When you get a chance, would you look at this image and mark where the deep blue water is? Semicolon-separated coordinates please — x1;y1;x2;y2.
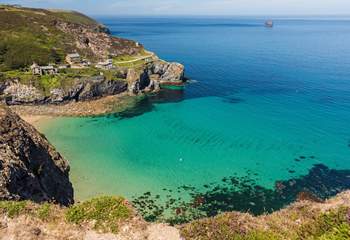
42;17;350;222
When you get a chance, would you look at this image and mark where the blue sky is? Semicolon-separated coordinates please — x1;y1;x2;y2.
1;0;350;16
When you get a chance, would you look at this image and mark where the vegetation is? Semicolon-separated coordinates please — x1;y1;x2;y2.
1;67;126;95
66;196;131;233
298;207;350;240
180;206;350;240
112;50;154;68
0;5;99;71
0;201;28;217
36;203;52;220
0;193;349;238
0;196;132;233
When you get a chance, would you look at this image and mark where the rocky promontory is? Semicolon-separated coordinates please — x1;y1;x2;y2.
0;5;186;111
0;60;185;105
0;105;73;205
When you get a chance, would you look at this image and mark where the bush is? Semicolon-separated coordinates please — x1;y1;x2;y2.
66;196;131;233
298;207;350;239
37;203;52;221
0;201;28;217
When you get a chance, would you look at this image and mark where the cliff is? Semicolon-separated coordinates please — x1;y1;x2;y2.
0;5;185;106
0;190;349;239
0;5;142;67
181;191;350;239
0;105;73;205
0;60;184;105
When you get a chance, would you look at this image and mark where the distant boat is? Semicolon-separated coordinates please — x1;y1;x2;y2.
265;20;274;28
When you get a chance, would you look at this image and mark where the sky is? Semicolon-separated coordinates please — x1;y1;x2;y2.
1;0;350;16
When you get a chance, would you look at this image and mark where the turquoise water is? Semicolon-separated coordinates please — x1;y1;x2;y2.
41;17;350;221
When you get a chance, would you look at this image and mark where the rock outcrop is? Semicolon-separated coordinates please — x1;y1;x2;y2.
1;60;185;104
148;61;185;83
126;60;185;94
0;105;73;205
0;5;186;106
55;20;142;60
1;77;127;105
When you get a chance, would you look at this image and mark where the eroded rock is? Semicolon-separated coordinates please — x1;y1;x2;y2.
0;105;73;205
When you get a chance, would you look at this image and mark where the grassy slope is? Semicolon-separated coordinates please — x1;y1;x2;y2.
180;191;350;240
0;192;349;239
0;196;132;233
0;5;99;71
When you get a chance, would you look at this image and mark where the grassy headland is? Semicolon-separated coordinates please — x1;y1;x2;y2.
0;192;350;239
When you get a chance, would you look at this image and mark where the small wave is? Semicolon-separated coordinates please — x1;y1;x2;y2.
186;79;199;84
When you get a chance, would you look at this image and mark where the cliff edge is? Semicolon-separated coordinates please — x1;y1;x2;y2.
0;105;73;205
0;5;185;107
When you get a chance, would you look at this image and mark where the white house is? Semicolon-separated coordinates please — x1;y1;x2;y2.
30;63;58;75
95;59;114;70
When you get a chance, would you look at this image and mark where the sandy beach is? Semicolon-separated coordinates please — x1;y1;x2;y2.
10;93;143;127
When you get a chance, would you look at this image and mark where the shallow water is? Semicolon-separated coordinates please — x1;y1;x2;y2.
41;17;350;222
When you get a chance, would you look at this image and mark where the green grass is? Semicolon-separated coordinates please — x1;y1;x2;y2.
65;196;131;233
181;207;350;240
1;67;127;97
113;55;137;62
114;59;148;68
298;207;350;240
36;203;52;221
50;11;98;26
0;6;96;70
0;201;28;217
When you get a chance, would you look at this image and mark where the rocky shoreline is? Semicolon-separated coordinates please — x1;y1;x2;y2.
1;60;185;107
9;93;141;118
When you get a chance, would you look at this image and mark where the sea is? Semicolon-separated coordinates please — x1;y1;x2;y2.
40;17;350;222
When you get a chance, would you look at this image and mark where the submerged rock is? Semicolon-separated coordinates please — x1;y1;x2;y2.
0;105;73;205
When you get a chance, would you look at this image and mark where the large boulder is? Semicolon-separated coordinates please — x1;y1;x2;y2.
147;61;185;83
0;105;74;205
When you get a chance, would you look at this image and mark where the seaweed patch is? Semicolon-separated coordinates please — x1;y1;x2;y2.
132;164;350;224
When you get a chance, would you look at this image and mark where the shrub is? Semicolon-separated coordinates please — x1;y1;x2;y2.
65;196;131;233
0;201;28;217
36;203;51;221
298;207;350;239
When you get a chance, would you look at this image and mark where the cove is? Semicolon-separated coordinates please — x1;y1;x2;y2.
40;17;350;222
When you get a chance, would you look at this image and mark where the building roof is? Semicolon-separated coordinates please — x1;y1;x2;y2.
30;62;39;68
40;66;55;70
67;53;80;58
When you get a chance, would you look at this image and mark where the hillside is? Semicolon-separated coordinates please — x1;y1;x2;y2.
0;188;349;239
0;4;142;71
0;5;185;107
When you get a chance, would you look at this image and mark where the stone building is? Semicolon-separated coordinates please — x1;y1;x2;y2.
65;53;81;65
30;63;58;75
95;59;113;70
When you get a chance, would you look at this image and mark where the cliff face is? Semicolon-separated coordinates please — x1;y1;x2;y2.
0;61;185;105
1;77;128;105
56;20;141;59
127;61;185;94
0;5;185;105
0;105;73;205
